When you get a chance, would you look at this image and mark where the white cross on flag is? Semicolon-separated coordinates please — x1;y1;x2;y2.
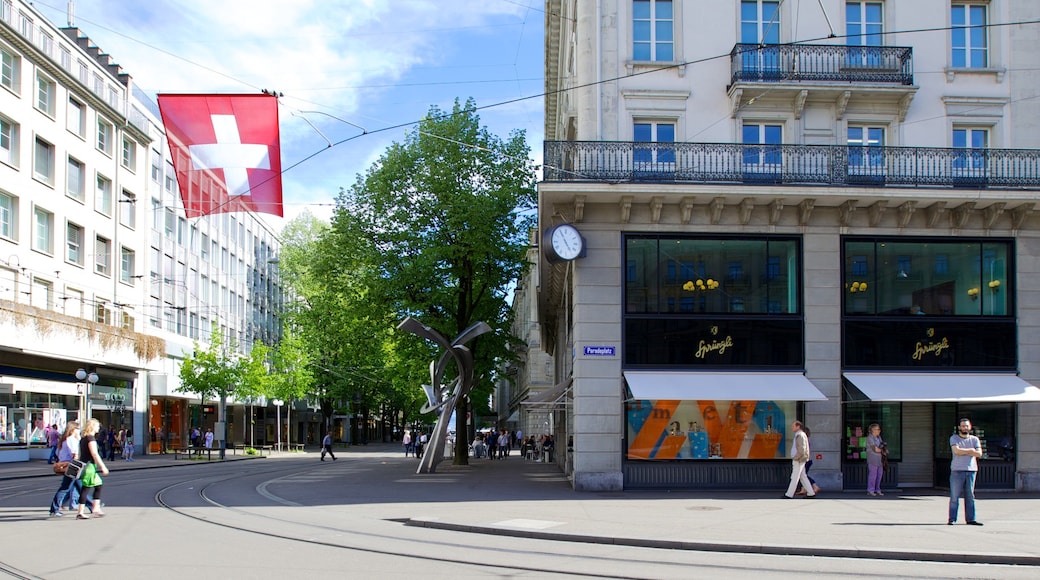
158;94;283;217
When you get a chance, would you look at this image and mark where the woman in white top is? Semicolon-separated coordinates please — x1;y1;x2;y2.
49;422;81;516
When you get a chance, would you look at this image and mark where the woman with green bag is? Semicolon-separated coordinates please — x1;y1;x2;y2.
76;418;109;520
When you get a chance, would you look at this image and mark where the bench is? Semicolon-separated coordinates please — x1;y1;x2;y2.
173;447;219;460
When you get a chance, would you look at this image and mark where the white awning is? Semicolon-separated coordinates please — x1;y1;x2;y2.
521;379;572;406
843;372;1040;402
623;371;827;401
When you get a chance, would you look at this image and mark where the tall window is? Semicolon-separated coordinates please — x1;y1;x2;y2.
742;124;782;167
97;118;114;155
0;115;18;166
740;1;781;78
95;235;111;276
35;73;56;117
67;156;85;201
33;137;55;185
151;151;161;183
66;221;84;265
33;206;53;254
0;192;16;240
952;127;988;171
67;98;85;137
846;2;883;66
633;0;673;62
952;3;987;68
95;174;113;216
633;121;676;164
120;247;135;283
847;126;885;170
1;46;20;93
121;137;136;171
119;190;136;228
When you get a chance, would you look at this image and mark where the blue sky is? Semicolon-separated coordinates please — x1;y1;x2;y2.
34;0;545;223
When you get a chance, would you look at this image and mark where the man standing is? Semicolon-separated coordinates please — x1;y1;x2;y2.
321;431;336;461
949;418;984;526
784;421;817;498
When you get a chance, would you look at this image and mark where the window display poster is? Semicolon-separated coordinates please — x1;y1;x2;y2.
48;409;68;436
627;399;792;460
0;407;7;442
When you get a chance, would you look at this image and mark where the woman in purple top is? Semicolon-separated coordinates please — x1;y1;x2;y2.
865;423;886;496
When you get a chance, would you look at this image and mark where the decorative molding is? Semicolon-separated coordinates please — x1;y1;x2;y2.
926;201;947;228
709;197;725;225
730;88;743;118
769;199;785;225
836;91;851;120
798;199;815;226
898;93;914;122
897;201;916;228
619;196;633;224
794;90;808;119
982;202;1006;230
868;201;887;227
650;196;664;224
574;195;586;222
952;202;975;229
1010;203;1034;230
738;198;755;225
679;197;696;224
838;200;858;227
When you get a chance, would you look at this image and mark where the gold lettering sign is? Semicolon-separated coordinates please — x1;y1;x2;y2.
696;336;735;359
912;336;951;361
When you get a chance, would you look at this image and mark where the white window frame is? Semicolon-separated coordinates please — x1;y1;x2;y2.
66;221;84;266
0;115;18;167
33;136;55;186
35;71;56;117
632;120;677;169
94;235;111;276
96;117;114;156
951;2;988;69
741;122;784;173
121;136;136;171
66;155;85;202
119;190;136;229
633;0;674;63
67;97;86;138
847;125;886;172
952;126;990;177
33;205;54;255
0;191;17;240
120;246;135;284
95;173;113;216
1;44;21;94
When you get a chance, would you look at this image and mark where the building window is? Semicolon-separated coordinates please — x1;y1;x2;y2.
66;221;84;265
0;192;16;240
741;1;780;44
95;301;112;325
95;174;113;216
843;238;1010;317
0;115;18;167
33;206;53;254
97;118;114;155
67;98;86;137
1;45;21;93
846;1;884;66
31;277;53;311
35;73;56;117
633;121;675;166
95;235;111;276
952;127;988;170
120;247;135;283
151;151;161;183
67;156;85;202
952;3;987;68
847;126;885;172
121;137;136;171
33;137;55;185
742;123;782;168
120;190;136;228
633;0;673;62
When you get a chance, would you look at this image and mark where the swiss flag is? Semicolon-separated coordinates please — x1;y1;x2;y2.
157;94;283;217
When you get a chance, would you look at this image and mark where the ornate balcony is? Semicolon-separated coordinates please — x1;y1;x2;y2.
730;43;913;85
542;141;1040;190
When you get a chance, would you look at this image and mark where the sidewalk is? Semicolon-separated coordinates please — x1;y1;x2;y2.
5;444;1039;566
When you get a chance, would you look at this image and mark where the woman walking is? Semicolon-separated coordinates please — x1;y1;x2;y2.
49;421;81;517
76;418;109;519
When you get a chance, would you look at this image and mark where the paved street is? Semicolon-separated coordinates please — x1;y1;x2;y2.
2;444;1039;579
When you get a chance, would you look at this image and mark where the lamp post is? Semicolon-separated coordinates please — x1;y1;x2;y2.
75;368;99;422
273;399;284;451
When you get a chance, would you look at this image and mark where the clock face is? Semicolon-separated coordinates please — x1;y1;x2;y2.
550;224;584;260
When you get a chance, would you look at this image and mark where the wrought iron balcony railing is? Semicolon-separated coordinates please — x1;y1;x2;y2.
731;43;913;85
543;141;1040;190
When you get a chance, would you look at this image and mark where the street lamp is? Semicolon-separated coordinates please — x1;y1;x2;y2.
75;368;99;421
273;399;284;451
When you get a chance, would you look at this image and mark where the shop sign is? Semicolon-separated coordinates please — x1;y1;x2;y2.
695;326;735;359
912;328;951;361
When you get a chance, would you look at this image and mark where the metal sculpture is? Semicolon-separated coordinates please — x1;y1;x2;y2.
397;317;491;474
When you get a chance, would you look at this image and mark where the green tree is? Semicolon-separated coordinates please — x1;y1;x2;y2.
332;97;536;463
177;326;244;456
268;327;314;447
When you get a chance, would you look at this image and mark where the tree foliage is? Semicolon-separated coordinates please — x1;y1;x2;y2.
330;98;537;462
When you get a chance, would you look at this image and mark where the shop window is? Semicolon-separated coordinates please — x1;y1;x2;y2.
843;401;901;462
